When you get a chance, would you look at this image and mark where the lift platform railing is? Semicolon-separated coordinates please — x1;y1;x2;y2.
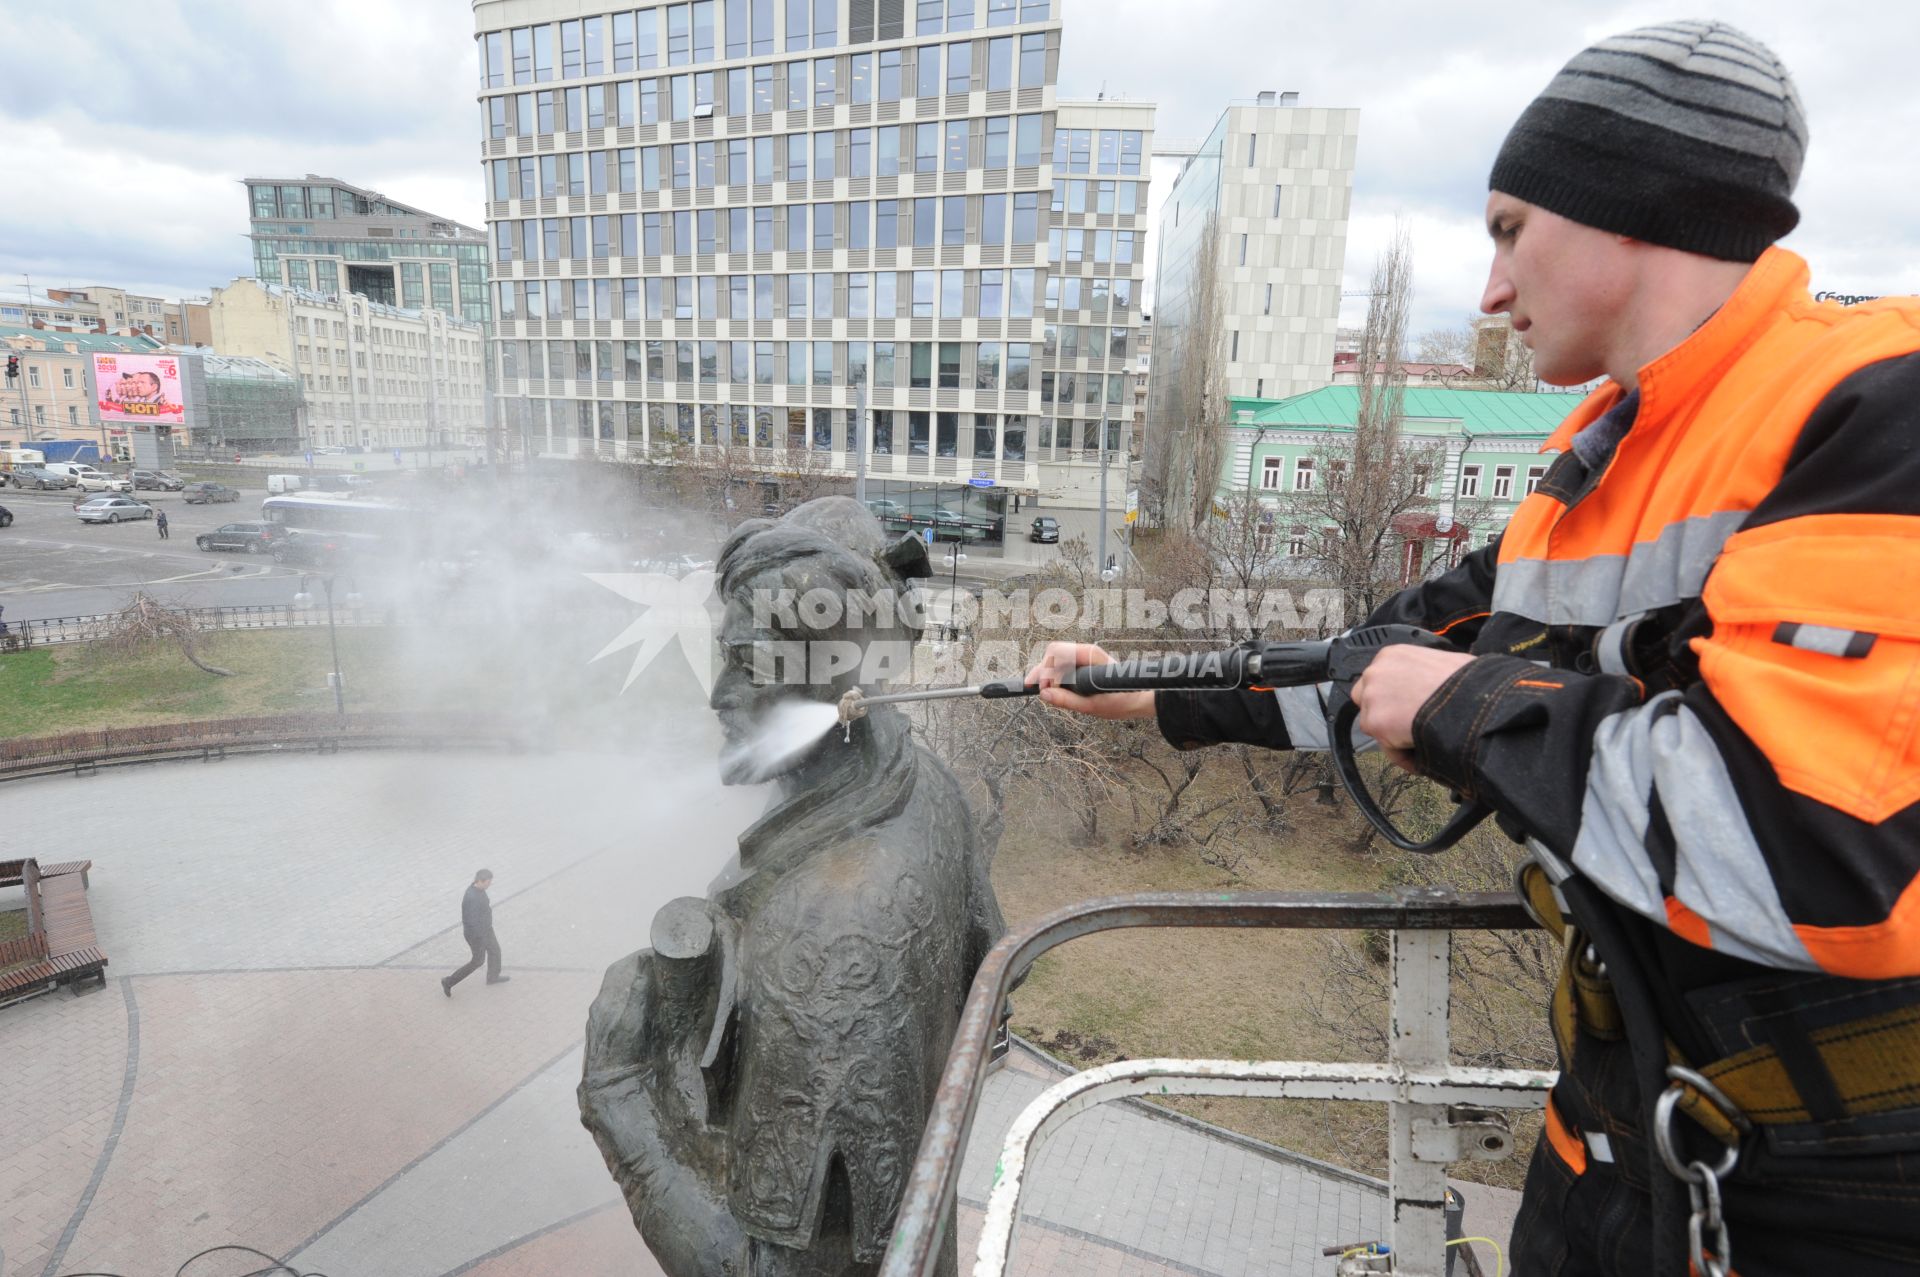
879;889;1554;1277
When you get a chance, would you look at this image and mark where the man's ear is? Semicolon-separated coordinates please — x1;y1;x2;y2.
885;532;932;580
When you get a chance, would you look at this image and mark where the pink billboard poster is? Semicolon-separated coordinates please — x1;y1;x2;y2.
94;353;186;425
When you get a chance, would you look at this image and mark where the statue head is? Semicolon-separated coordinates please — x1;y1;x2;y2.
709;497;931;784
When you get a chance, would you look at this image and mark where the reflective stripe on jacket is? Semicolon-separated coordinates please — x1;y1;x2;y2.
1158;246;1920;980
1407;247;1920;979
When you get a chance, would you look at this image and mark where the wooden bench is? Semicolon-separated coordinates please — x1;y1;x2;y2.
0;858;91;889
0;858;107;1005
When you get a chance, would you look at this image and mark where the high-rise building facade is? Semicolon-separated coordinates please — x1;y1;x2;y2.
1037;98;1152;510
473;0;1127;535
1147;93;1356;451
244;176;493;325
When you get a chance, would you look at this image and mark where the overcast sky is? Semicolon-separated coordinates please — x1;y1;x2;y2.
0;0;1912;342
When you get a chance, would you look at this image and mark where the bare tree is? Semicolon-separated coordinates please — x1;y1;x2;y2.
1414;323;1475;369
1302;814;1556;1186
1417;316;1540;392
96;592;235;677
1147;214;1230;535
1261;223;1451;625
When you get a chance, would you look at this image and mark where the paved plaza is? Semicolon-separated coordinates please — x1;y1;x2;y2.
0;745;1514;1277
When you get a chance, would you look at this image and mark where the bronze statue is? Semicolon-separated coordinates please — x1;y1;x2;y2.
581;497;1004;1276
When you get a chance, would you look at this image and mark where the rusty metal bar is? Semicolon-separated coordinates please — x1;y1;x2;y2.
878;889;1537;1277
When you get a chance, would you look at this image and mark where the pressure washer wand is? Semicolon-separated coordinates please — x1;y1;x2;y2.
837;646;1285;725
838;625;1492;854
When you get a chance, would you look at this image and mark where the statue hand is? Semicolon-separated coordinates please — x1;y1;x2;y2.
580;950;748;1277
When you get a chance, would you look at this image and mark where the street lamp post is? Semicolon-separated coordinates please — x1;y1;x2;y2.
943;545;966;641
293;574;362;717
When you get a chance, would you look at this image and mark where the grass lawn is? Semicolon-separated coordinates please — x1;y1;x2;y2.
0;631;424;738
0;623;685;744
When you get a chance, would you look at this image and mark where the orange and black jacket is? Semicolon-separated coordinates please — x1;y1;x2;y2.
1158;248;1920;985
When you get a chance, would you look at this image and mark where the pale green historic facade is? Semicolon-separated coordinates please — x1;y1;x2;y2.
1215;386;1589;559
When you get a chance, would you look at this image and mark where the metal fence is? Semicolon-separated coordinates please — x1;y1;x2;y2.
879;890;1552;1277
0;711;527;775
0;604;383;649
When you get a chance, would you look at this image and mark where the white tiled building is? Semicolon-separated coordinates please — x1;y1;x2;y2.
1147;92;1357;432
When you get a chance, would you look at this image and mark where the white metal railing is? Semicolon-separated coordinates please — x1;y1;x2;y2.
881;892;1552;1277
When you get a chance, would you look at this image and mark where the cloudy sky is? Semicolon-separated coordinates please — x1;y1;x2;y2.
0;0;1913;341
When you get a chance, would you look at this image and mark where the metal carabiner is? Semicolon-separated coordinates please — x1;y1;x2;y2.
1653;1065;1750;1182
1684;1162;1732;1277
1654;1065;1751;1277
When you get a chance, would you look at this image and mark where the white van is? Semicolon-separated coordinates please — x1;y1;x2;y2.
266;474;307;495
44;462;102;484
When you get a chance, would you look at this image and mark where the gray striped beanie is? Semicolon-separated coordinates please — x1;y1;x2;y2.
1489;19;1807;262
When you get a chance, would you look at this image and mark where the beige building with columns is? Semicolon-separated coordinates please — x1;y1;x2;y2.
209;278;488;451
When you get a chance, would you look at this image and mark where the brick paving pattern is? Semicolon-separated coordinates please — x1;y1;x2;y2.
0;750;1515;1276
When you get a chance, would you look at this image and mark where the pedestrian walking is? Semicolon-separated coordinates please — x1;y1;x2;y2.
155;508;169;540
441;868;509;995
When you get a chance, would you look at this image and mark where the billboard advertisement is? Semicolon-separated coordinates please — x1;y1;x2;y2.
92;353;185;426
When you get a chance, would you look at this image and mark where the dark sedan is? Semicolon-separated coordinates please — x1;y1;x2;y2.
271;531;347;568
0;504;12;528
1030;516;1060;543
183;482;241;504
195;522;285;554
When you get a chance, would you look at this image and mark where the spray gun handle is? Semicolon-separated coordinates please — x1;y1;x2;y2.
1319;625;1492;853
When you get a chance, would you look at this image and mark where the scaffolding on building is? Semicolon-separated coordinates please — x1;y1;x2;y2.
196;354;305;452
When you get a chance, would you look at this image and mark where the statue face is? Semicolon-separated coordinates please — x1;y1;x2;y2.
708;590;843;785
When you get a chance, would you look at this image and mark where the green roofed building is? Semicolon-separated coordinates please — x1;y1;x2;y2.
1215;384;1589;572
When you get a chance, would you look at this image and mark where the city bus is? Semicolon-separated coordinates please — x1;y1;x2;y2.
259;492;421;568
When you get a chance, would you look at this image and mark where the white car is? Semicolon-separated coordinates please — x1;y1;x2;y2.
75;472;133;493
75;495;154;524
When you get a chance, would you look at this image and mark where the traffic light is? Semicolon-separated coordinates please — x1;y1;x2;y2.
3;355;17;382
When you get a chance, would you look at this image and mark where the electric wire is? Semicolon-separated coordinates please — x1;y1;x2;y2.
1447;1233;1507;1277
55;1241;332;1277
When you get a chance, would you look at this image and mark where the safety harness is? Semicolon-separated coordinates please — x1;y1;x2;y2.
1518;856;1920;1276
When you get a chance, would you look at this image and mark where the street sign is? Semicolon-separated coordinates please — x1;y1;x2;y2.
392;448;403;465
923;527;935;545
967;476;994;488
304;450;314;466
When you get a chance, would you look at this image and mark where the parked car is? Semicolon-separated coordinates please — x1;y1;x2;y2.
865;499;908;521
315;445;348;455
631;552;716;577
182;482;241;504
930;509;984;541
75;495;154;524
45;463;105;485
11;466;72;490
129;470;185;491
75;471;133;493
195;521;285;554
1030;516;1060;543
0;504;13;528
272;530;347;567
